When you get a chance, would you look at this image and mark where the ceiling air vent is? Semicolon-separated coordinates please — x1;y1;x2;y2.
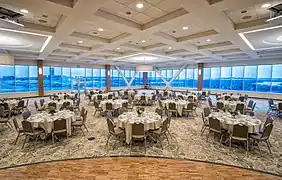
0;7;24;26
266;3;282;22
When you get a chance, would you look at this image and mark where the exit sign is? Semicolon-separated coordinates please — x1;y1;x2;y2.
76;65;80;68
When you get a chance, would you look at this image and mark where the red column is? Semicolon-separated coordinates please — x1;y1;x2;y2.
198;63;203;90
37;60;44;96
143;72;148;88
105;65;111;92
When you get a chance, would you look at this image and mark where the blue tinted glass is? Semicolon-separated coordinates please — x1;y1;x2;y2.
86;68;93;89
171;70;179;87
220;67;231;90
100;69;106;88
257;65;271;92
203;68;210;89
43;66;51;91
186;69;194;88
71;68;85;90
0;65;14;93
193;68;198;88
272;64;282;93
29;66;38;92
62;67;71;90
244;66;257;91
51;67;62;90
93;69;101;88
111;69;119;87
210;67;220;89
178;69;186;87
231;66;243;91
166;70;173;82
15;65;29;92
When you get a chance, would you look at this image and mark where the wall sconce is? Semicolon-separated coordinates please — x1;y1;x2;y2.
198;69;202;76
38;67;43;75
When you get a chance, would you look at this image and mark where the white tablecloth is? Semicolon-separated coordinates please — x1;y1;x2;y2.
158;90;172;96
91;93;113;100
120;90;135;96
134;94;152;104
4;99;19;109
27;110;75;135
217;100;245;112
209;112;261;134
100;99;127;111
162;99;191;116
44;100;73;110
117;111;162;144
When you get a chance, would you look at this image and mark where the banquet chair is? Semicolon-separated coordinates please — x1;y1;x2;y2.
229;124;249;153
149;95;156;106
155;108;163;118
1;102;10;117
71;110;88;136
52;118;67;144
246;100;254;111
278;102;282;116
130;123;147;154
61;101;71;110
97;95;103;102
150;117;170;149
48;102;57;110
267;99;278;115
12;117;24;145
22;110;31;120
105;102;115;115
139;95;146;106
163;91;168;97
39;99;45;107
88;94;95;105
94;101;102;117
259;116;274;134
14;100;25;114
0;106;13;130
250;123;273;156
245;102;256;116
244;94;249;101
105;117;124;150
127;97;134;111
224;95;231;101
34;101;44;112
21;121;44;149
108;94;113;100
207;117;225;144
208;98;216;110
235;103;245;114
168;102;177;118
216;101;224;111
121;102;128;109
183;103;193;117
75;106;85;121
201;112;209;136
23;99;29;110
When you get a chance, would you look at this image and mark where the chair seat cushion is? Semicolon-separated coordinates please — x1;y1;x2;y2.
250;134;261;140
114;127;124;135
72;121;83;126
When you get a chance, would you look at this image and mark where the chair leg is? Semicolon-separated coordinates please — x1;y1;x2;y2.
219;134;223;145
206;131;210;141
83;124;89;132
34;134;39;150
229;138;232;150
113;137;118;150
22;135;28;149
144;137;146;154
14;132;20;145
105;134;111;148
52;133;54;145
200;126;205;136
246;140;249;154
164;133;170;144
257;141;262;156
266;140;272;154
80;127;85;136
94;110;97;116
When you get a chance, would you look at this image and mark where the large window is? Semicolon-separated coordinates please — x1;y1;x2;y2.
231;66;243;91
43;66;51;91
272;64;282;93
257;65;271;92
15;65;29;92
29;66;38;92
86;68;93;89
0;65;15;93
203;68;211;89
71;68;85;90
220;67;231;90
244;66;257;91
210;67;220;89
186;69;194;88
193;68;198;88
62;67;71;90
51;67;62;90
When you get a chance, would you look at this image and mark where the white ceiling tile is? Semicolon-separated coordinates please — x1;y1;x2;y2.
155;0;182;13
144;0;164;5
128;0;153;12
143;6;166;19
132;13;153;24
115;0;136;6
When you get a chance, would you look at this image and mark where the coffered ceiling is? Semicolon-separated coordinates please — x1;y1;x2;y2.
0;0;282;68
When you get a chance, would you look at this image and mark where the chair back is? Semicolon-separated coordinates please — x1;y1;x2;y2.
106;118;115;134
278;102;282;110
128;97;133;104
66;106;74;111
2;102;9;110
53;118;67;132
251;103;256;111
0;106;4;117
22;110;31;120
268;99;274;107
216;101;224;110
132;123;145;137
201;113;207;124
97;95;103;100
239;96;245;102
161;117;169;133
119;107;128;114
62;101;71;109
155;108;162;117
48;102;57;109
208;98;213;108
261;123;273;140
106;112;114;121
80;106;86;117
247;100;254;109
106;102;113;110
232;124;248;139
224;95;230;101
235;103;245;114
264;115;274;128
34;101;39;109
158;100;163;109
124;91;129;96
163;91;168;97
25;99;29;107
39;99;45;107
82;110;88;124
187;103;194;110
94;101;99;108
18;100;25;107
168;102;176;110
108;94;113;100
208;117;221;133
22;121;34;134
244;94;248;101
122;102;128;108
12;117;20;131
141;95;146;100
202;91;207;96
203;107;211;117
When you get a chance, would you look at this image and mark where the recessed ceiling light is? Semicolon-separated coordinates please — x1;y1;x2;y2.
20;9;28;13
141;40;146;43
261;3;271;8
277;36;282;41
117;47;120;50
78;40;83;44
206;39;211;42
182;26;188;30
98;28;103;32
136;3;144;9
168;47;172;49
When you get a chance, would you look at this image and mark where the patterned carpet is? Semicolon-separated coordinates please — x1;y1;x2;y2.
0;95;281;176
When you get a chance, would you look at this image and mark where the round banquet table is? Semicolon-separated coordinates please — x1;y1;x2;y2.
209;112;261;134
134;94;152;104
4;99;19;109
91;92;113;100
120;90;135;96
44;100;73;110
217;100;245;112
162;99;191;116
99;99;127;111
117;111;162;144
27;110;75;136
158;90;172;96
